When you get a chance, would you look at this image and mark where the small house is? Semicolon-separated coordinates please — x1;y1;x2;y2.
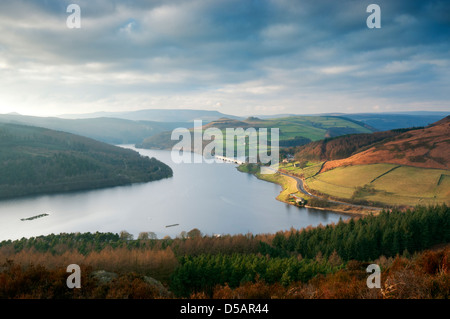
289;193;305;205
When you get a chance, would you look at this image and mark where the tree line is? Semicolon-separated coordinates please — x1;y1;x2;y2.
168;205;448;296
0;204;448;298
0;123;173;199
261;205;448;261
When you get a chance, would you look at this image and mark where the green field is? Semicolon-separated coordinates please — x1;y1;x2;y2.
238;164;300;202
280;162;323;179
139;115;374;151
258;172;300;202
304;164;450;207
436;174;450;199
248;115;374;141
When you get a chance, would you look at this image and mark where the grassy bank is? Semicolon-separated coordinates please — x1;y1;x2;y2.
237;164;300;203
238;163;381;216
281;162;450;207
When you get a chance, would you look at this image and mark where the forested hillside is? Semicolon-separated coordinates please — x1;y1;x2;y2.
0;123;173;199
0;205;447;299
0;113;187;144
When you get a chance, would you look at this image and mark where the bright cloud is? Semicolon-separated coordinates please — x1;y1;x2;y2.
0;0;449;117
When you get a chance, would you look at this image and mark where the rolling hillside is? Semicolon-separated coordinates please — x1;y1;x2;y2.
289;130;403;162
242;116;375;140
321;116;450;172
138;115;375;151
287;116;450;207
257;112;447;131
0;113;187;144
60;109;242;123
342;112;448;131
0;123;173;200
305;164;450;206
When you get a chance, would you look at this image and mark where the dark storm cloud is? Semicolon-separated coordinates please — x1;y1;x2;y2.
0;0;448;115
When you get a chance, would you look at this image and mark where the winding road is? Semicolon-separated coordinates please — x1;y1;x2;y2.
274;169;383;211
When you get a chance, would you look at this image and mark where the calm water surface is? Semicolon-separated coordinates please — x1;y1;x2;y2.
0;146;348;241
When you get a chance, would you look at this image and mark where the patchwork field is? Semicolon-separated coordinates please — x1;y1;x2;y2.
249;115;374;141
140;115;375;150
280;162;323;179
303;163;450;207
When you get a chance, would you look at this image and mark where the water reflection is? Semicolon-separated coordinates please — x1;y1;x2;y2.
0;147;349;241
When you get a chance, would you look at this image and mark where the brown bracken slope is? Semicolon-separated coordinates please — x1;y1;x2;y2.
321;116;450;173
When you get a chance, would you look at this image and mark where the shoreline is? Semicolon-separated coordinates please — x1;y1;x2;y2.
133;146;382;217
237;165;380;217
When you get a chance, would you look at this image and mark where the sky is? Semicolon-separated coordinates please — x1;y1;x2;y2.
0;0;449;117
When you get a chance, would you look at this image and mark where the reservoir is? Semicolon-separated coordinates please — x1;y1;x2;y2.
0;146;348;241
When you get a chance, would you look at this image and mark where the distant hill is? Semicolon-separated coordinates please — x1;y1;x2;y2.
256;112;448;131
202;117;254;130
321;116;450;172
60;109;242;123
242;116;375;140
341;112;448;131
138;115;375;151
0;113;187;144
9;111;445;144
0;123;173;200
